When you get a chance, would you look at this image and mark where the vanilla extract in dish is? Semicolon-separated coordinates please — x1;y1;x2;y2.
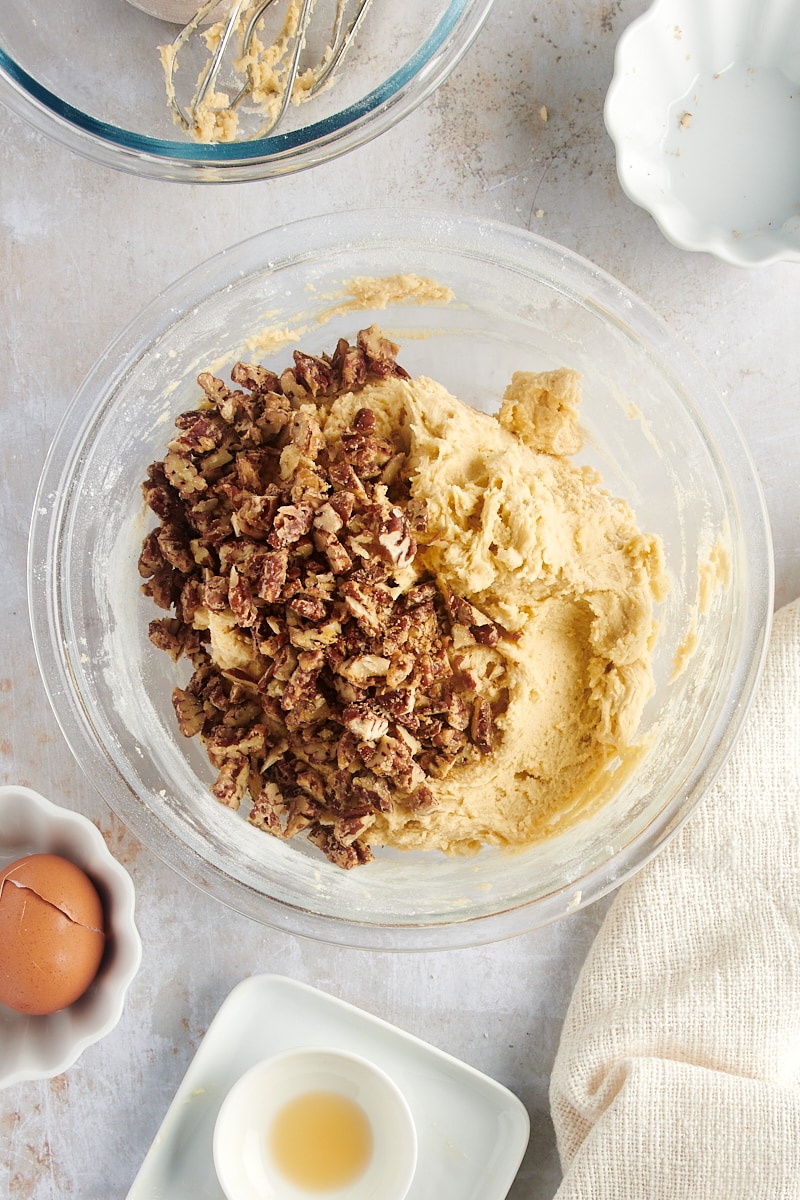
269;1089;374;1190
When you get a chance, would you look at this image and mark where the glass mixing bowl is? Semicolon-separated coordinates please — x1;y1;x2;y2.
28;210;773;950
0;0;494;181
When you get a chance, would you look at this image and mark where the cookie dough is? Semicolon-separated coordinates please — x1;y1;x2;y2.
347;370;666;853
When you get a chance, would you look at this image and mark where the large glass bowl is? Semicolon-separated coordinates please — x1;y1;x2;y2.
28;210;773;950
0;0;493;181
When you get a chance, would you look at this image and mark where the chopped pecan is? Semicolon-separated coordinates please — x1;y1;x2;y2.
306;825;373;869
341;705;389;742
228;567;258;627
172;686;205;737
470;696;495;754
336;654;391;685
211;757;250;810
269;503;315;547
407;784;438;812
313;528;353;575
293;352;336;398
167;412;225;455
376;507;416;570
138;529;164;578
340;429;395;479
349;771;392;813
140;327;505;869
230;361;281;393
357;325;409;378
163;450;207;497
149;617;191;661
289;594;328;622
256;549;289;603
331;337;368;390
341;577;393;636
157;521;196;574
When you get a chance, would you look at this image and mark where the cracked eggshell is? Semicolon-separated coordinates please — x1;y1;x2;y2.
0;854;106;1016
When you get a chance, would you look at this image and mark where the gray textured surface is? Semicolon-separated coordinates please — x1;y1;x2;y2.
1;2;798;1197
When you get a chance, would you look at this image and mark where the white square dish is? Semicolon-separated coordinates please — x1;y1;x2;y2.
126;974;530;1199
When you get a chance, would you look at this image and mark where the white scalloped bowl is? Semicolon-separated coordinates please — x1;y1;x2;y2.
0;785;142;1088
605;0;800;266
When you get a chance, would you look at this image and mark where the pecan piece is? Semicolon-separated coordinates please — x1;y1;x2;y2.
357;325;409;378
470;696;495;754
340;430;395;479
230;361;281;393
341;705;389;742
256;549;289;603
138;529;165;578
349;771;392;813
341;578;393;637
228;567;259;627
212;757;250;810
172;686;205;737
269;503;315;547
313;528;353;575
377;507;416;570
307;825;373;869
149;617;191;661
331;337;368;390
293;352;336;398
163;450;207;497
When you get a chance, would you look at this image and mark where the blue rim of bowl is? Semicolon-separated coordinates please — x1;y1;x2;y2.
0;0;492;178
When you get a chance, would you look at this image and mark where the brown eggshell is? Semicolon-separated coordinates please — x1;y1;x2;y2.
0;854;106;1016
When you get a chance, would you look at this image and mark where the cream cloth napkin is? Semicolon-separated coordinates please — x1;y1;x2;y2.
550;597;800;1200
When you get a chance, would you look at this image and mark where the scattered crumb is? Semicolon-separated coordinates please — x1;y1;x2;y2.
534;208;545;219
673;24;682;39
539;105;549;123
679;110;692;129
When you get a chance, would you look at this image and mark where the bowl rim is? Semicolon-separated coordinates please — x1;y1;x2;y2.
604;0;800;267
27;208;775;950
0;0;494;182
0;783;142;1087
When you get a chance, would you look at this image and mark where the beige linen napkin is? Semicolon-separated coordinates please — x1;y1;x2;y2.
550;597;800;1199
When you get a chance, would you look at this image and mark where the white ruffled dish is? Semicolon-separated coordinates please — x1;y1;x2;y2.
0;785;141;1088
605;0;800;266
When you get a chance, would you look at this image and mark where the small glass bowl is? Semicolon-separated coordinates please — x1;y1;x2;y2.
605;0;800;266
0;785;141;1088
0;0;494;181
28;209;773;950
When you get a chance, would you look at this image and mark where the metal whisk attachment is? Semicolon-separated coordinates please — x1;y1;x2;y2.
162;0;374;143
